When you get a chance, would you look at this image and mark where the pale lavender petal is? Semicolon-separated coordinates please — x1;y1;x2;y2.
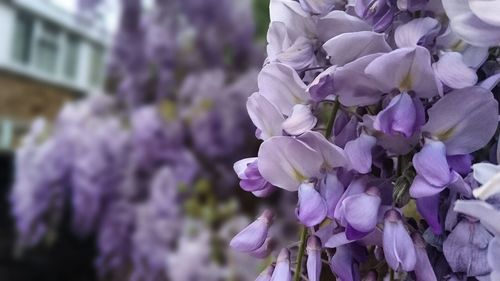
443;219;492;276
395;17;440;47
410;174;447;198
270;249;292;281
252;184;278;198
267;21;290;61
374;92;418;138
413;141;453;187
258;63;308;116
258;136;323;191
443;0;500;47
334;177;369;222
247;92;285;140
469;0;500;26
345;134;377;174
334;53;385;107
329;245;360;281
234;157;258;178
488;237;500;277
282;104;317;135
433;52;478;89
365;46;441;98
323;31;391;66
306;235;322;281
249;237;274;259
299;0;335;14
276;36;316;70
343;187;381;233
269;0;315;40
412;233;438;281
423;86;498;155
297;182;328;227
307;66;336;102
454;200;500;236
383;209;417;271
230;210;274;252
317;10;371;42
256;265;274;281
319;172;345;219
325;231;351;248
298;131;347;169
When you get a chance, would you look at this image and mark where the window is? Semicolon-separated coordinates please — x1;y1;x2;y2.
64;34;80;79
33;22;60;74
88;44;104;86
12;12;34;64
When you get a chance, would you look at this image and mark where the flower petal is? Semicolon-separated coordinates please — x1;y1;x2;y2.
282;104;317;135
413;141;453;187
334;53;385;106
317;10;371;42
383;209;417;271
297;182;328;227
247;93;285;140
306;235;322;281
298;131;347;169
423;86;498;155
395;17;440;47
454;200;500;236
416;194;442;235
374;92;418;138
230;210;273;252
433;52;478;89
365;46;441;98
323;31;391;66
345;134;377;174
343;187;381;233
271;249;292;281
258;136;323;191
258;63;308;116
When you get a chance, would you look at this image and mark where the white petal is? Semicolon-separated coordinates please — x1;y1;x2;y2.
282;104;317;135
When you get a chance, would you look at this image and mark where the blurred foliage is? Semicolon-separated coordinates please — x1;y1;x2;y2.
253;0;270;41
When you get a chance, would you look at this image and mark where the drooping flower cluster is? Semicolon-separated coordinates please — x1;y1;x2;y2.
232;0;500;280
10;0;263;280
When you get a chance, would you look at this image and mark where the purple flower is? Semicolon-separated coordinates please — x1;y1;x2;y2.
306;235;322;281
383;209;416;271
296;182;328;227
443;219;493;277
270;249;292;281
230;210;274;253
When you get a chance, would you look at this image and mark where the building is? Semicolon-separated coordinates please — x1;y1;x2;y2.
0;0;110;150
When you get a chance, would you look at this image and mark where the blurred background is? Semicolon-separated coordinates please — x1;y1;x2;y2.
0;0;281;280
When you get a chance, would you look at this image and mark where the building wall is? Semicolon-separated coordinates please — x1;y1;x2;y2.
0;69;77;122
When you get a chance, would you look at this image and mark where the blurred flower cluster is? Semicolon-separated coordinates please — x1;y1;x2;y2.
232;0;500;280
10;0;266;280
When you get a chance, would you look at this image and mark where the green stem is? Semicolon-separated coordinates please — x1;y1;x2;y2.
293;226;308;281
325;100;340;139
390;268;395;281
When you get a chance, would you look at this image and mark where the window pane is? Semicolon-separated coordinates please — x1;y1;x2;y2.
89;44;104;86
64;35;80;79
12;12;34;64
34;22;59;74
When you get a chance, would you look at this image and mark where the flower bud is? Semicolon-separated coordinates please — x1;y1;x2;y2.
270;249;292;281
230;210;274;253
306;235;322;281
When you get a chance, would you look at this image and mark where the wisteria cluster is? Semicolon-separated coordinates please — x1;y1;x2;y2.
10;0;262;280
231;0;500;280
